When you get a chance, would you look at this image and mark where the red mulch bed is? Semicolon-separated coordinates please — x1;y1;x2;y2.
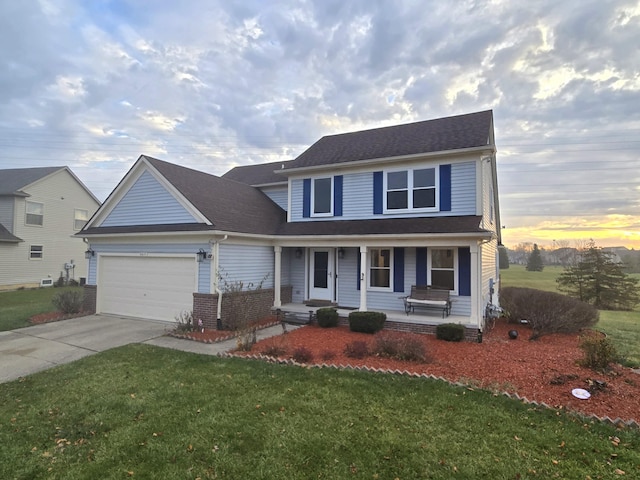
234;319;640;424
29;311;90;324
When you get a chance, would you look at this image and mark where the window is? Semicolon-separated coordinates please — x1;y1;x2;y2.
385;167;437;212
26;201;44;226
429;248;456;291
30;245;43;260
369;248;392;289
312;177;333;216
74;209;89;230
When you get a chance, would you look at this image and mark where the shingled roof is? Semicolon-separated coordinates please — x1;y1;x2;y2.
0;166;65;195
144;156;286;235
284;110;494;170
222;160;291;186
0;223;23;243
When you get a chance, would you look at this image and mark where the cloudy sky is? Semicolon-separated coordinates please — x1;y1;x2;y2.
1;0;639;249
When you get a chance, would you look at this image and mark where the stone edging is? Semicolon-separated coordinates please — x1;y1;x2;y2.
166;320;281;344
220;352;639;430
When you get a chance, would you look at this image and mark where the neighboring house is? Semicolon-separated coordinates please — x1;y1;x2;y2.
0;167;101;290
79;110;501;339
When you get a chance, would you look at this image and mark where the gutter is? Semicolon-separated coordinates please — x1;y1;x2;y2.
211;235;228;328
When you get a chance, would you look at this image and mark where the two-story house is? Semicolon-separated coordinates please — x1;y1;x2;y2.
79;110;501;339
0;166;101;290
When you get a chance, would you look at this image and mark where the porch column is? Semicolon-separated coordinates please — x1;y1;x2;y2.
273;245;282;308
359;246;367;312
470;243;479;327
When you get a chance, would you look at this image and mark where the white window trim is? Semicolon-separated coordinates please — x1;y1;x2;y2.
427;248;458;295
29;245;43;260
74;208;89;230
383;166;440;213
25;201;44;226
368;247;394;292
311;176;334;217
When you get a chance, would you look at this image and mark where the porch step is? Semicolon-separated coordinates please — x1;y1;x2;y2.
304;299;337;307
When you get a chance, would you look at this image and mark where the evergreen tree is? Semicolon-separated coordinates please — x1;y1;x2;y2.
526;243;544;271
498;246;510;269
557;241;640;310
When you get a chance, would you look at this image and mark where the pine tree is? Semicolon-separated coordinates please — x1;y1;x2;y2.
526;243;544;272
498;246;510;269
557;241;640;310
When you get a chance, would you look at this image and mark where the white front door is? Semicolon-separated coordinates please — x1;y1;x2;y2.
309;249;334;301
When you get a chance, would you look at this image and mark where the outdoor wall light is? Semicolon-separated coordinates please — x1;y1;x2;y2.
338;247;345;259
295;247;303;258
84;248;95;259
196;248;208;262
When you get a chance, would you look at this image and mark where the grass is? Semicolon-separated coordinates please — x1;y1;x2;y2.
0;286;83;332
501;265;640;367
1;345;639;479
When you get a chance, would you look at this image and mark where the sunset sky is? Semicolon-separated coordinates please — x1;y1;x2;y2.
1;1;638;250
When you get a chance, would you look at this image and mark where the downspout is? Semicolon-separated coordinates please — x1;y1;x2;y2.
211;235;228;329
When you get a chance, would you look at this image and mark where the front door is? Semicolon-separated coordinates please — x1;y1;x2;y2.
309;249;334;301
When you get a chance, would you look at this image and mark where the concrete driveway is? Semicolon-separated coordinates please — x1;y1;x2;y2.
0;314;171;384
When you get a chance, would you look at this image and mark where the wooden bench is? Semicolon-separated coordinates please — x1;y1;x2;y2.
402;285;452;318
275;309;316;333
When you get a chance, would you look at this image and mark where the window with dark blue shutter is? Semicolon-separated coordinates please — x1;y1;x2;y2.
458;247;471;296
373;171;383;214
393;247;404;292
302;178;311;218
356;253;361;290
334;175;343;216
416;247;427;286
439;164;451;211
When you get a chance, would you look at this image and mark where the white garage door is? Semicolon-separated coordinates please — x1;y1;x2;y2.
98;255;197;322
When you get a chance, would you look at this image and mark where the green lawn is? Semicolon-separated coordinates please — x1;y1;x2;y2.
0;286;83;332
501;265;640;367
1;345;638;479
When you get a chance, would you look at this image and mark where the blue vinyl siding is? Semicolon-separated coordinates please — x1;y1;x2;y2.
219;244;274;290
101;171;197;227
289;250;305;303
289;162;476;222
260;186;288;211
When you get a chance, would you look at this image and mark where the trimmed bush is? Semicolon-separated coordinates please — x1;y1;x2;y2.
579;333;619;371
436;323;465;342
316;307;339;328
373;331;427;362
261;343;287;358
52;290;83;314
500;287;599;340
348;311;386;334
344;340;369;359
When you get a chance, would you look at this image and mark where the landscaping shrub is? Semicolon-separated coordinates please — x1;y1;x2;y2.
174;310;195;332
436;323;465;342
292;346;314;363
320;350;336;361
348;311;386;334
373;331;427;362
261;343;287;358
344;340;370;359
52;290;83;314
501;287;599;340
316;307;339;328
579;333;619;371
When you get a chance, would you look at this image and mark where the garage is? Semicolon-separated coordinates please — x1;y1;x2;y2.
98;255;197;322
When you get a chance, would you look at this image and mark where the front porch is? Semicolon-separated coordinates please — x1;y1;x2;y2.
276;302;480;341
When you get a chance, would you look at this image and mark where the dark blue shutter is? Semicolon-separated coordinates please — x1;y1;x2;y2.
439;164;451;211
373;171;383;214
334;175;343;216
356;253;361;290
416;247;427;286
459;247;471;296
302;178;311;218
393;247;404;292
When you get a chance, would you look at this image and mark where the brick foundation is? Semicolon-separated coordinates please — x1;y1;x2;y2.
193;286;293;331
83;285;97;314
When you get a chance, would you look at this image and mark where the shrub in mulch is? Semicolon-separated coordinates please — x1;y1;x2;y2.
500;287;599;340
348;311;386;334
52;290;83;314
292;346;314;363
373;331;428;362
578;332;619;372
316;307;339;328
435;323;465;342
344;340;370;359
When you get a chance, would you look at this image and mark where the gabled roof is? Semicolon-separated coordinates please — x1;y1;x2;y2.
284;110;494;171
0;166;65;195
82;156;286;236
0;222;23;243
222;160;292;186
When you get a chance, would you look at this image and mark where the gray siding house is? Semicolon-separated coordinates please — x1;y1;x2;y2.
79;110;502;338
0;167;100;290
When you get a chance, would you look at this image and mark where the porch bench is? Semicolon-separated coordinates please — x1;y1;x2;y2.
276;309;316;333
402;285;452;318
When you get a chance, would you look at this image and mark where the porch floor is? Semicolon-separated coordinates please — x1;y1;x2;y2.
276;303;473;328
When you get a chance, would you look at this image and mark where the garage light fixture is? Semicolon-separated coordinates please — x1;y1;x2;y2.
84;248;95;259
196;248;208;262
